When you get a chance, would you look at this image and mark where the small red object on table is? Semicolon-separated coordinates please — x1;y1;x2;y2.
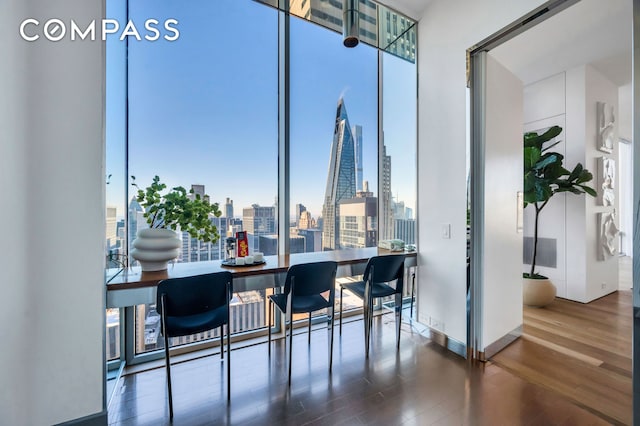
236;231;249;258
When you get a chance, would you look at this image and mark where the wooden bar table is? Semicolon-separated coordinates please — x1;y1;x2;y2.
106;247;416;308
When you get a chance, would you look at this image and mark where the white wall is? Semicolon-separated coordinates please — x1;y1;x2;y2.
416;0;546;345
583;65;619;300
1;0;105;424
618;84;633;256
565;66;589;301
482;54;524;346
0;0;29;423
619;84;632;141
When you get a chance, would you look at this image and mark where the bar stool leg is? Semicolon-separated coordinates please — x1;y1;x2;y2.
161;295;174;419
410;270;416;320
268;299;272;357
226;323;231;401
220;325;224;360
339;287;343;335
308;312;312;345
226;281;231;402
363;285;371;358
395;292;402;350
287;309;293;386
287;279;294;386
327;304;335;372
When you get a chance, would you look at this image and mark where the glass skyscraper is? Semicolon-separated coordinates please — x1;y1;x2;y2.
353;125;363;192
322;98;357;250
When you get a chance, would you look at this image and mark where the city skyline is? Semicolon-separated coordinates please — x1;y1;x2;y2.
106;0;417;268
118;110;413;262
106;1;415;224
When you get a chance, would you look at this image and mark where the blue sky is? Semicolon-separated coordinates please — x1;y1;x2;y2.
106;0;416;220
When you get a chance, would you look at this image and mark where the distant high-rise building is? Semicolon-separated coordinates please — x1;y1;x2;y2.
179;216;227;263
378;8;416;62
298;229;323;253
128;196;146;248
295;203;306;225
243;204;276;235
357;180;374;198
106;309;120;360
106;206;117;249
298;210;312;230
259;235;278;256
338;196;377;249
227;218;242;237
189;184;209;203
116;219;125;242
287;0;416;63
106;208;125;268
405;207;413;220
290;235;305;254
393;199;406;220
380;144;394;240
260;234;304;256
322;98;357;250
353;125;363;192
225;198;234;219
288;0;378;45
395;218;416;245
243;204;276;252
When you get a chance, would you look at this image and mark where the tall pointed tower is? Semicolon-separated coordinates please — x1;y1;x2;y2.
322;98;357;250
353;124;363;192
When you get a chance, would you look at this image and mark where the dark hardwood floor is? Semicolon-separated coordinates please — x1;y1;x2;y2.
109;314;610;425
492;289;632;425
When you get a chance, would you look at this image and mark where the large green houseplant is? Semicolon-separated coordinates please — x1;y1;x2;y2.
523;126;596;305
130;175;222;270
132;175;222;242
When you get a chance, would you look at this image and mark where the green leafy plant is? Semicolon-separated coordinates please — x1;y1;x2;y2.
523;126;596;279
131;175;222;243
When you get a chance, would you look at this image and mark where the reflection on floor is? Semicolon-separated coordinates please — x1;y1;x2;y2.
492;260;632;425
108;315;608;425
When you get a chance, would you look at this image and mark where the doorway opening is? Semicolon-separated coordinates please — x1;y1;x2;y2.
467;0;632;423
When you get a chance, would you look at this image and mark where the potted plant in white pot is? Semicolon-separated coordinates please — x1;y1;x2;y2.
130;175;222;271
523;126;596;306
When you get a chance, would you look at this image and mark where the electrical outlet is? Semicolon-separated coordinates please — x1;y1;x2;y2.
601;283;607;289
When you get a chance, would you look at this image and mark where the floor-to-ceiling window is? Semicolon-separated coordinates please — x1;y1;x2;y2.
381;51;416;245
126;0;278;357
289;16;378;255
105;0;416;364
105;0;127;364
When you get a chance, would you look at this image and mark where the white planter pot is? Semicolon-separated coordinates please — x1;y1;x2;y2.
131;228;181;271
523;277;556;307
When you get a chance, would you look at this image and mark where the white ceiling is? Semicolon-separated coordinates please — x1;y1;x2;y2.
491;0;632;86
380;0;631;86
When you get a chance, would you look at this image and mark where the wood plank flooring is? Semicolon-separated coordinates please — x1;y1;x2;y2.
109;315;609;425
492;289;632;425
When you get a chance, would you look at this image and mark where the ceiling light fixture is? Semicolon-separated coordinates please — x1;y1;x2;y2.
343;0;359;48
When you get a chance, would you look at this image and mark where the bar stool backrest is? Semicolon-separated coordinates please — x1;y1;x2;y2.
363;255;405;293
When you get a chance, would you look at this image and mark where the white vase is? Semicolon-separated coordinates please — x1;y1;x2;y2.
131;228;181;271
523;277;556;307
